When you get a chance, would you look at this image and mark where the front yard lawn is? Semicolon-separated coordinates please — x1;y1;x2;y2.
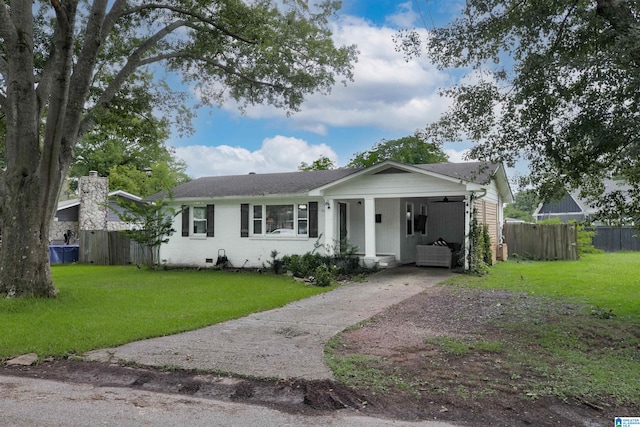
0;265;332;360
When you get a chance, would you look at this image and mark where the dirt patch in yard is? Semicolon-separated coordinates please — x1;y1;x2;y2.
330;285;640;426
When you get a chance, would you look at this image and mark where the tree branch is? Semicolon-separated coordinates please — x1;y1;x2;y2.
551;0;579;52
137;51;288;91
117;3;258;45
101;0;128;42
78;20;188;137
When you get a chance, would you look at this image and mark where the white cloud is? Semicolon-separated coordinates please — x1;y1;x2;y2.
174;136;338;178
192;14;452;135
443;147;471;163
385;1;419;27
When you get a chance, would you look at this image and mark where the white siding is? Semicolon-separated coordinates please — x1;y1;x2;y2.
161;197;325;268
324;173;467;198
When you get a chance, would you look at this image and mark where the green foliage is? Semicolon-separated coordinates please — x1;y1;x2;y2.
282;239;369;286
575;224;603;255
0;266;332;360
282;252;324;278
298;155;336;171
264;250;284;274
482;224;493;265
110;197;177;268
70;69;191;196
467;209;489;275
347;135;448;168
504;189;540;222
314;264;334;287
399;0;640;220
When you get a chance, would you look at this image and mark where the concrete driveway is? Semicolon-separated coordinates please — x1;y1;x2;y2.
84;266;453;380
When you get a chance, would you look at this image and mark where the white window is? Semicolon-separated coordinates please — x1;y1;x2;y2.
297;204;308;235
252;203;308;236
193;206;207;234
253;205;263;234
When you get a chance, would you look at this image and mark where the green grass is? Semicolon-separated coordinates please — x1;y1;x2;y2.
446;252;640;321
0;265;332;360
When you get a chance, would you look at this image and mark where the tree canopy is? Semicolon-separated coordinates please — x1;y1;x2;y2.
398;0;640;222
503;189;540;222
0;0;357;297
298;155;336;171
347;135;448;168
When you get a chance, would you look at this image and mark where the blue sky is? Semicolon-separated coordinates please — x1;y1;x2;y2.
169;1;485;179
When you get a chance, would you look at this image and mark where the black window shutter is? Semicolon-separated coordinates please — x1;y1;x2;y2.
181;205;189;237
240;204;249;237
309;201;318;238
206;204;215;237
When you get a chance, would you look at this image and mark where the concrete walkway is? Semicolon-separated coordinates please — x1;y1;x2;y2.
84;266;453;380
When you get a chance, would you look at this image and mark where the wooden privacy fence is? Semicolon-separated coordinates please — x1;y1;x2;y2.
591;226;640;252
503;223;578;261
79;230;151;265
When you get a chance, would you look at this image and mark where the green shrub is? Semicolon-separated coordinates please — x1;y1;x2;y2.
282;252;324;277
314;264;333;287
576;224;604;255
482;223;493;265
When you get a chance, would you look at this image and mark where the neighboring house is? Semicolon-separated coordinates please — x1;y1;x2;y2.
533;179;631;224
154;161;513;270
51;171;143;244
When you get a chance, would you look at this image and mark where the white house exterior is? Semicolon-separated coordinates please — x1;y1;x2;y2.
156;161;513;269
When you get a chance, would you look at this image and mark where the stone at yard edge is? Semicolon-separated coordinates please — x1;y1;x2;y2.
6;353;38;366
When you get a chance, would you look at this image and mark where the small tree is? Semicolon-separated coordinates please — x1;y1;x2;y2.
111;197;176;268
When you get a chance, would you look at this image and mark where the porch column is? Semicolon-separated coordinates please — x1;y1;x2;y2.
464;194;471;270
324;199;336;255
364;196;376;260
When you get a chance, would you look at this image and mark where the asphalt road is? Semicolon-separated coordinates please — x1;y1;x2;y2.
0;374;457;426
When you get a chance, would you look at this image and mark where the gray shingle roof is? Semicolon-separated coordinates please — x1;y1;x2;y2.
151;161;499;200
413;162;499;185
158;168;360;199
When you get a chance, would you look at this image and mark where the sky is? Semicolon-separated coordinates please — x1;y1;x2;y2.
168;0;486;180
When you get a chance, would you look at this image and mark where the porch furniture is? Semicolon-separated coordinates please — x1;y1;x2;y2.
416;244;452;268
416;241;461;268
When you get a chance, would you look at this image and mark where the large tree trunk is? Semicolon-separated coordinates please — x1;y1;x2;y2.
0;175;57;298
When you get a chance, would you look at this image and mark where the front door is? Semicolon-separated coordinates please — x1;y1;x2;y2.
339;202;348;252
